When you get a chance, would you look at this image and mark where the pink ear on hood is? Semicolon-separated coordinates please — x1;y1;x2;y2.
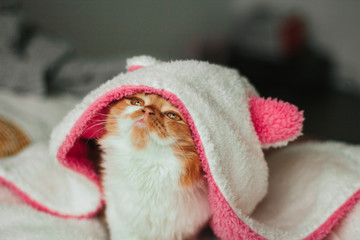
128;65;144;72
249;96;304;148
126;55;159;72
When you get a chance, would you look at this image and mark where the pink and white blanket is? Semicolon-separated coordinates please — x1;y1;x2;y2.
1;56;359;240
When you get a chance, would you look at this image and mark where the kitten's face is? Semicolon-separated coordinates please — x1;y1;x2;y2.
103;93;191;150
101;93;203;187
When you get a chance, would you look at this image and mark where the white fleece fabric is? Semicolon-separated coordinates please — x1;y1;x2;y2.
249;141;360;240
0;56;359;240
0;90;78;142
0;143;101;216
0;183;107;240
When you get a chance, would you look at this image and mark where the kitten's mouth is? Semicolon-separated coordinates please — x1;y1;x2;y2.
135;117;147;127
137;119;145;124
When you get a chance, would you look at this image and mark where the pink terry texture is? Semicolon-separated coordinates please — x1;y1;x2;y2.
5;83;358;238
249;96;304;146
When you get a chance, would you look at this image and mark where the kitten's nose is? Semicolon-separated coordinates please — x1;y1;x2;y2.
142;107;155;115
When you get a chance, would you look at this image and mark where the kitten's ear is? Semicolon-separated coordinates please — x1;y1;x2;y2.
249;96;304;149
126;55;160;72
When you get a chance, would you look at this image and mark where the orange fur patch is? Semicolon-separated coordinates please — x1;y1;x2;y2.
130;126;149;150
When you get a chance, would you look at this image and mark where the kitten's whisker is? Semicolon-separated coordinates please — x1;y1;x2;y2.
154;118;168;138
90;118;115;122
91;115;118;121
170;137;191;164
80;121;112;142
94;113;111;117
89;120;118;125
83;127;108;145
82;121;107;132
81;118;121;138
84;118;119;131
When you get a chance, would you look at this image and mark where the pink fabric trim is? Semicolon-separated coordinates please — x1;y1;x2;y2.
128;65;144;72
209;177;360;240
0;177;104;219
304;189;360;240
249;97;304;146
208;175;267;240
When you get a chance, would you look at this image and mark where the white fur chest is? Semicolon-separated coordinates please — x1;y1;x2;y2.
100;132;210;240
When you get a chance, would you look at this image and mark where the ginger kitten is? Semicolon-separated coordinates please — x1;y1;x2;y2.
98;93;210;240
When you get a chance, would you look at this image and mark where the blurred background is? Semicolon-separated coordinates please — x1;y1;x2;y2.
1;0;359;143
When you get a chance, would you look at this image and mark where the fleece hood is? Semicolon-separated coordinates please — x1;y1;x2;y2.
49;55;273;216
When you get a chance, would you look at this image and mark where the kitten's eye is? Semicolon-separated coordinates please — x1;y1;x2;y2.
165;112;182;121
130;98;144;106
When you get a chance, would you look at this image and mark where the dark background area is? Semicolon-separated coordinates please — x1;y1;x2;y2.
1;0;359;144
